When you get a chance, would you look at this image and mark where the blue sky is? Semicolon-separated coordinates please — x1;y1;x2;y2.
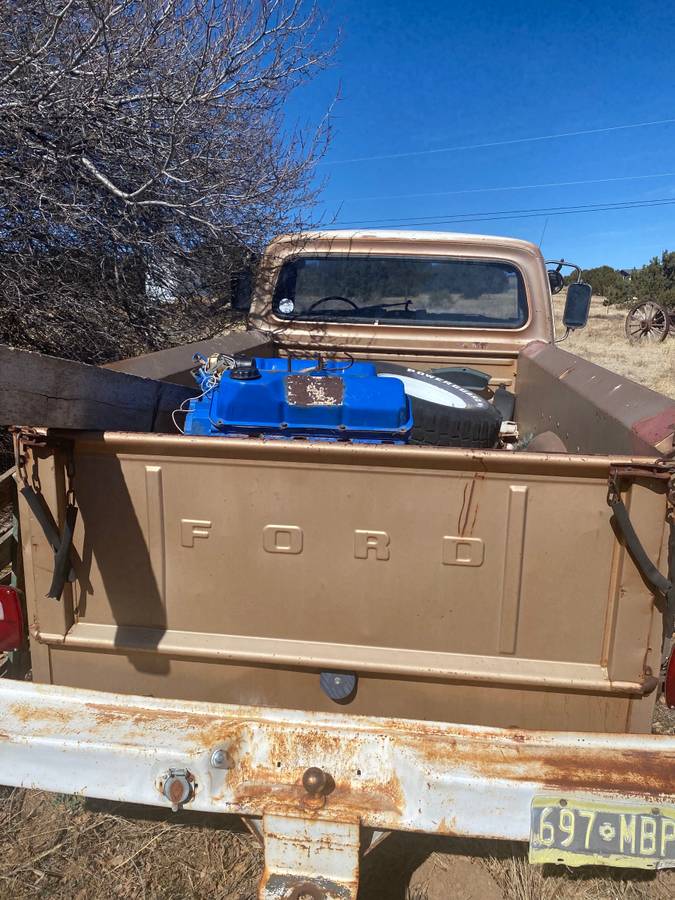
286;0;675;268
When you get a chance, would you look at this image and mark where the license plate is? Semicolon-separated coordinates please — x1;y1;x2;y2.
530;796;675;869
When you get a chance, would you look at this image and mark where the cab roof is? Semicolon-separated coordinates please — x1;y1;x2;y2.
270;229;542;255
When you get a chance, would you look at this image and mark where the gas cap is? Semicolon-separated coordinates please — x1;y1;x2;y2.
229;357;260;380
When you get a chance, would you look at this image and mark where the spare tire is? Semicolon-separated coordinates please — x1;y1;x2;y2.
375;363;502;448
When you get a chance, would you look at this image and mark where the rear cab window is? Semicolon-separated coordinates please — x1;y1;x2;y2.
272;254;529;328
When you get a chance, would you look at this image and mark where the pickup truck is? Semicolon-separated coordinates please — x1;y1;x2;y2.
1;229;674;899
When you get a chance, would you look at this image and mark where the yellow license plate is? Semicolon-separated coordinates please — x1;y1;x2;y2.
530;796;675;869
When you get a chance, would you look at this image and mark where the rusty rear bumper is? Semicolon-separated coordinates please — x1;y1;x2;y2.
1;680;674;898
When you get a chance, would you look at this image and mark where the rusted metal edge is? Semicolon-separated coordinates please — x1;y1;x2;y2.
33;621;654;696
0;679;674;844
261;813;361;899
609;463;675;482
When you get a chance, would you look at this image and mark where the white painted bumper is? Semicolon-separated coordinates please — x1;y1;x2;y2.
1;680;673;898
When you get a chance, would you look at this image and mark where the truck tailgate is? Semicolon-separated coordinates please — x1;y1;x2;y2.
19;432;668;731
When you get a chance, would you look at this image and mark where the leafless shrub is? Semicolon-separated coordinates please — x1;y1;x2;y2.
0;0;333;364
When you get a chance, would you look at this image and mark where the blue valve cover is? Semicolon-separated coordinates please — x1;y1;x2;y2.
184;357;413;443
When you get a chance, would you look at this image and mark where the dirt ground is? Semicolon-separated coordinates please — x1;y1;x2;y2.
2;296;674;899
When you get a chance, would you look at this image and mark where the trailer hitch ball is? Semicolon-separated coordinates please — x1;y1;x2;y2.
302;767;331;810
302;766;326;794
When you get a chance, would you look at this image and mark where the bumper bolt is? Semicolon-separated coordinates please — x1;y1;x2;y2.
210;747;234;769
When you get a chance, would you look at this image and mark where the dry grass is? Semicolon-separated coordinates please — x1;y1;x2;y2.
1;298;673;899
482;854;675;900
554;295;674;399
0;788;262;899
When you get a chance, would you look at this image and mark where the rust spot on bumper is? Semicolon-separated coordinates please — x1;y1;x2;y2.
411;728;675;799
9;703;76;730
87;701;675;803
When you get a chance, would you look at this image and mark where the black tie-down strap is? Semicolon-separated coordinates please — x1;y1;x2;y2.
607;468;674;662
20;485;77;601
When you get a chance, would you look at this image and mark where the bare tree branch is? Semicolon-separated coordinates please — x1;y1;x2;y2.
0;0;75;87
0;0;334;365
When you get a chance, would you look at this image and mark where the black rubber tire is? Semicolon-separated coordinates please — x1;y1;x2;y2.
375;363;502;449
408;397;502;447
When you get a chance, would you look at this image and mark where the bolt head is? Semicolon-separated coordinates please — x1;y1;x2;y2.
210;748;233;769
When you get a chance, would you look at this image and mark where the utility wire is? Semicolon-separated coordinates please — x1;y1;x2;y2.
330;197;675;229
319;117;675;166
343;171;675;203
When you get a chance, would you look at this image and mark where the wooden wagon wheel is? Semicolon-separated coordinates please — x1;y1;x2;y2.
624;300;670;344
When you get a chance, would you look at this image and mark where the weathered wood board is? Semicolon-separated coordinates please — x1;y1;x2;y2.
0;345;197;432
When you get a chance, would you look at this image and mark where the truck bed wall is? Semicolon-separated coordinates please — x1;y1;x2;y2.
20;433;666;734
516;341;675;455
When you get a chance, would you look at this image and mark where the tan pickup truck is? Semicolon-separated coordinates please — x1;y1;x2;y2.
1;230;674;898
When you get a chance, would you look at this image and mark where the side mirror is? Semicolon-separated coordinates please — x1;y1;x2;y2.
563;282;592;330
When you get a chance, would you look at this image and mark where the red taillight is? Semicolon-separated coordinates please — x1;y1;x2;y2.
0;586;24;652
667;649;675;709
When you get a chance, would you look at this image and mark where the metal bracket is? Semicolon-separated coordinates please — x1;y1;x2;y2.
260;813;360;900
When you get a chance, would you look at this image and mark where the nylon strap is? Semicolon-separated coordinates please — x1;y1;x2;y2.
608;477;674;660
20;485;76;601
